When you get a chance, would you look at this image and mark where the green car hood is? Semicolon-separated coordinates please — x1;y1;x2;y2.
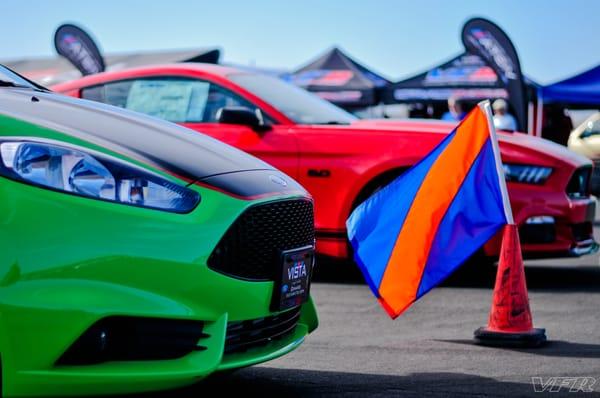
0;87;275;182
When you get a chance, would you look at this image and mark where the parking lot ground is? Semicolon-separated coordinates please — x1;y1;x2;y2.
132;230;600;398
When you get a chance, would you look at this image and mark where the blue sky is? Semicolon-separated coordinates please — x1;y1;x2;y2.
2;0;599;84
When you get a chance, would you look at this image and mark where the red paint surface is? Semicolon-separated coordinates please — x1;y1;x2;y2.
53;63;596;260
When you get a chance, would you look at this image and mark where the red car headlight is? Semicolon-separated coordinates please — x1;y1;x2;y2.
502;163;552;184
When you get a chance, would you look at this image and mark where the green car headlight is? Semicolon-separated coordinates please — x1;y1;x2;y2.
502;163;552;184
0;140;200;213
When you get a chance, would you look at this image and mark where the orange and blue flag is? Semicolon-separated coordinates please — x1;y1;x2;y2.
346;101;513;319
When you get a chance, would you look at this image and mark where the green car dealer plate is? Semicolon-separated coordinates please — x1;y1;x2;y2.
272;245;315;312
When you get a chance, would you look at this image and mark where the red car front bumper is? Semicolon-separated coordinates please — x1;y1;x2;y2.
483;186;598;259
317;187;598;261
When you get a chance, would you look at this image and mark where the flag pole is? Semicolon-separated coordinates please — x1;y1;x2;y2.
478;100;514;225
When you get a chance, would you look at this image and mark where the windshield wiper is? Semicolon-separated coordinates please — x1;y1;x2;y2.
0;79;48;93
0;80;33;89
318;121;350;125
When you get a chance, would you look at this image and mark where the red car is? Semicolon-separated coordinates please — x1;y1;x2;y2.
52;63;597;260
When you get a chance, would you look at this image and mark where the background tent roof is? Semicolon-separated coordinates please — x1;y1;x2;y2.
2;48;220;86
541;64;600;107
285;47;390;108
383;53;510;103
383;52;539;104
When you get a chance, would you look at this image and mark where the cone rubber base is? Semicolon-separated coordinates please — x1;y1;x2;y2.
474;326;546;348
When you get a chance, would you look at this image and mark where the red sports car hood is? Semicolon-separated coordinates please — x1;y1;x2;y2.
351;119;591;168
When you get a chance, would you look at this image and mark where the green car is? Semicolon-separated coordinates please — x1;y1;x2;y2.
0;65;318;397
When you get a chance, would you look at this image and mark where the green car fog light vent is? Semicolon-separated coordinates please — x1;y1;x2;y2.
57;316;209;365
0;140;200;213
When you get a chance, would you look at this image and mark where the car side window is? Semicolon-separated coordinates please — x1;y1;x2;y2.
81;77;267;124
82;80;134;108
203;84;260;122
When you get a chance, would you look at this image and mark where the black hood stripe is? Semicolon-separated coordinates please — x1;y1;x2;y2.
0;89;276;181
197;169;309;199
0;88;308;199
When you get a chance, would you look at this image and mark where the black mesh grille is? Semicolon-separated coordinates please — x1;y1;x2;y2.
225;307;301;355
208;199;315;281
57;317;208;365
519;224;555;244
572;222;593;242
566;166;591;198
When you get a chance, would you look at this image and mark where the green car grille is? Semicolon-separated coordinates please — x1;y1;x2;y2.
208;199;315;281
225;307;301;354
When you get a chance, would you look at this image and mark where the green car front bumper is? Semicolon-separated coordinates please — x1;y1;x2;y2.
0;153;317;397
0;89;319;396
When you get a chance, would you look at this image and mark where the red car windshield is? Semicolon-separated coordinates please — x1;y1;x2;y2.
229;73;357;125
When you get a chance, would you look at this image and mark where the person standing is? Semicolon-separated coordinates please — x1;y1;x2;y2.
441;97;467;122
492;99;518;131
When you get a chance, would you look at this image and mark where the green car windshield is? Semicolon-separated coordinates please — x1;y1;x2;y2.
229;73;357;125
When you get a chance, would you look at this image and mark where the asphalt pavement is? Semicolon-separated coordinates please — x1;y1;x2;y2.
133;227;600;397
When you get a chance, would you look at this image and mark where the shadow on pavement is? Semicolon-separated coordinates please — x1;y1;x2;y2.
522;266;600;292
313;255;366;284
446;262;600;292
315;255;600;293
439;339;600;359
124;368;548;397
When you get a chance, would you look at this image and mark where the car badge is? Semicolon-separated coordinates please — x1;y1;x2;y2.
269;175;288;187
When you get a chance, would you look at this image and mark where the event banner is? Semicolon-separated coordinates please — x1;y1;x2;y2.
461;18;526;130
54;24;105;76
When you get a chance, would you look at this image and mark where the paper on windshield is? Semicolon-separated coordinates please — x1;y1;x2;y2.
126;80;195;122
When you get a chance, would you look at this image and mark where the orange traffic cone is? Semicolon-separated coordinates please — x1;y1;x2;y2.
474;224;546;347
